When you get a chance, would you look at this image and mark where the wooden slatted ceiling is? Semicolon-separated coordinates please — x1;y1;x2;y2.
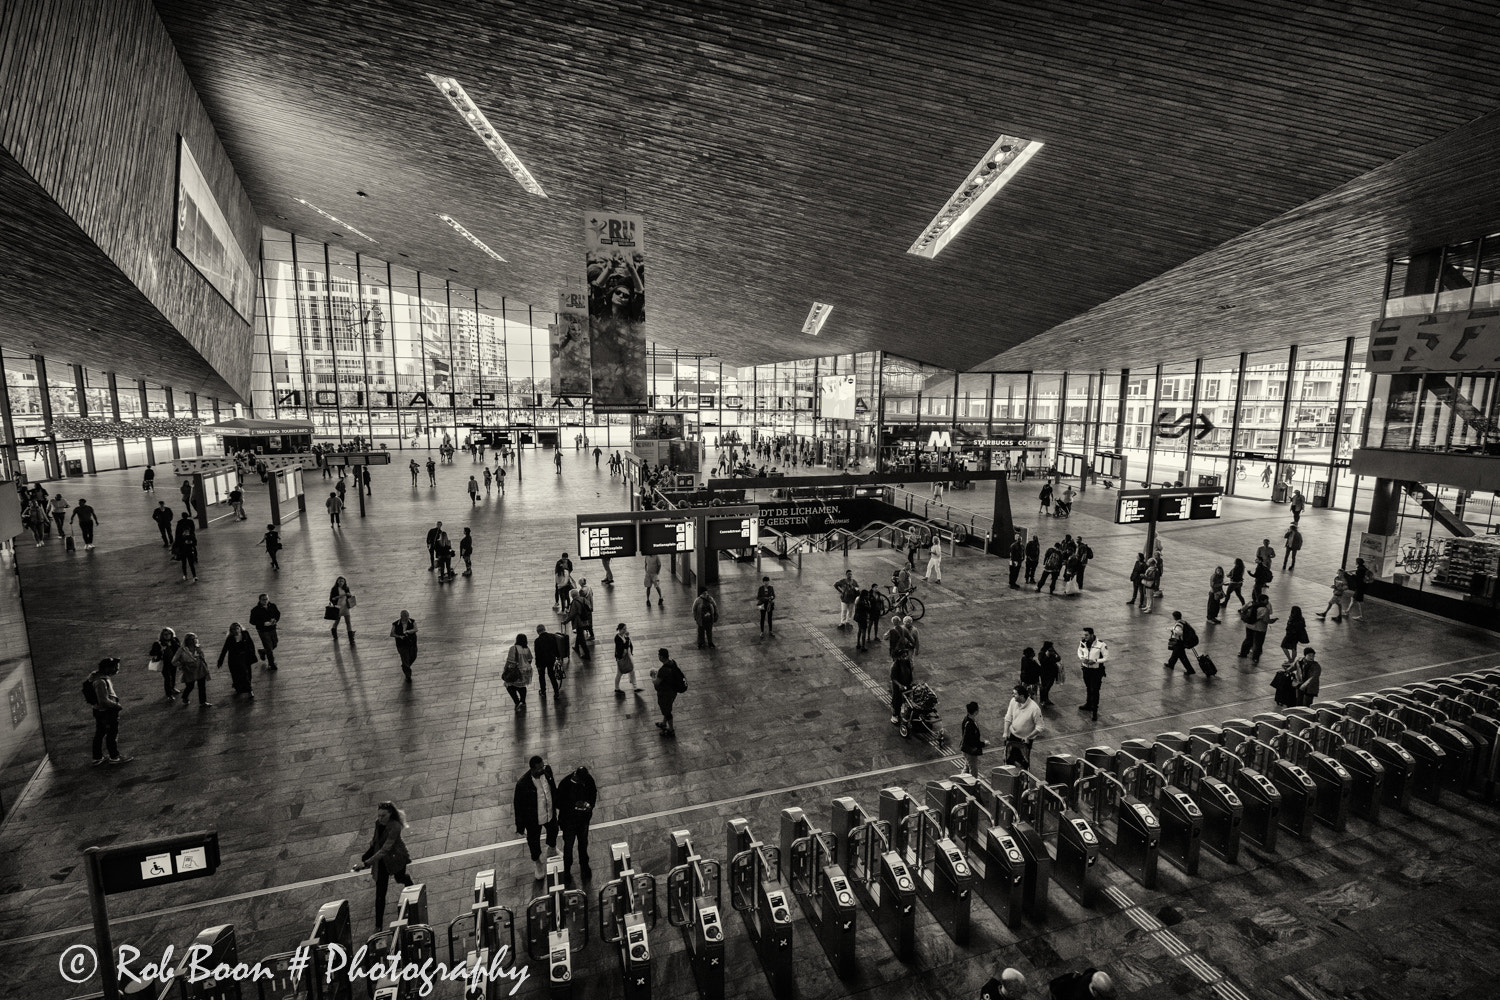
0;0;258;401
150;0;1500;372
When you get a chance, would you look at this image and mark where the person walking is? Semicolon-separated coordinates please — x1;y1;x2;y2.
1024;535;1040;584
1255;538;1276;571
834;570;859;629
756;576;776;636
426;456;437;486
1038;640;1062;707
496;463;506;495
1316;569;1349;622
228;485;246;521
1009;533;1025;589
1279;605;1309;663
556;765;597;882
1226;558;1247;607
1250;558;1273;600
180;479;194;514
362;466;372;496
535;625;565;697
152;501;175;548
352;801;414;927
459;528;474;577
1038;481;1054;515
149;627;182;701
250;594;280;669
593;446;602;469
217;623;258;699
1003;684;1044;770
652;649;686;737
614;623;641;693
1295;648;1322;707
573;578;595;642
425;521;444;571
329;577;356;642
71;498;100;549
173;513;199;583
262;523;282;570
1283;523;1303;571
1036;545;1062;595
960;702;988;777
174;632;212;707
325;491;344;527
514;756;560;879
1237;594;1271;663
643;553;663;606
388;610;418;681
142;466;156;493
482;466;493;496
49;493;69;539
1126;553;1147;606
554;451;563;475
86;657;133;765
1020;647;1042;697
853;587;876;652
924;537;943;584
493;632;532;711
1290;489;1306;524
1076;627;1108;722
554;552;575;612
1347;558;1370;621
409;458;420;487
1073;537;1094;589
467;475;481;507
1207;566;1226;624
1164;611;1199;675
693;587;719;649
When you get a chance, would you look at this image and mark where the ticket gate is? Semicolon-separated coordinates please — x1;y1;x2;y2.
879;787;974;942
1404;688;1498;798
160;925;240;1000
1286;720;1386;823
525;858;589;998
830;797;917;958
1336;707;1421;811
1224;730;1313;841
727;817;795;998
666;830;726;1000
943;775;1033;928
1258;722;1352;833
1062;752;1159;889
996;765;1099;907
1155;733;1243;864
1194;732;1282;852
366;886;437;1000
1119;741;1203;876
444;872;516;1000
780;807;859;978
1346;704;1445;804
258;899;353;1000
1376;696;1473;796
598;843;658;998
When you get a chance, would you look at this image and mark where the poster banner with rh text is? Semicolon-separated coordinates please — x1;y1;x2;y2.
584;212;648;412
548;311;593;397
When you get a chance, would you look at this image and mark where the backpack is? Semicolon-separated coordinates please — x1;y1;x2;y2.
1239;604;1258;625
1180;622;1199;648
82;676;99;706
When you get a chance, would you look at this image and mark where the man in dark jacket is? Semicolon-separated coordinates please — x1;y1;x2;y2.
1008;534;1024;588
692;588;718;649
556;765;598;882
425;521;444;571
653;649;686;737
249;593;281;669
151;501;175;548
756;577;776;636
1024;536;1041;584
534;626;563;697
513;756;559;879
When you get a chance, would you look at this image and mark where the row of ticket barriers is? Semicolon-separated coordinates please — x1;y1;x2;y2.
144;669;1500;1000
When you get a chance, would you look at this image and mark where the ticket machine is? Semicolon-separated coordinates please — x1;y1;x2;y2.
525;858;589;997
879;787;974;943
598;843;658;999
1062;751;1159;889
368;886;437;1000
727;817;795;998
943;774;1034;928
258;899;353;1000
445;872;516;1000
781;808;858;978
665;830;726;1000
829;797;917;959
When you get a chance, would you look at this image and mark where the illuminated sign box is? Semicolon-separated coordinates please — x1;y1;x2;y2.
578;523;637;558
640;520;696;554
707;517;759;550
1189;492;1223;520
1115;492;1153;525
1155;493;1193;522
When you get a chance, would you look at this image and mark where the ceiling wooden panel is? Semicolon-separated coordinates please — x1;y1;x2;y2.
153;0;1500;370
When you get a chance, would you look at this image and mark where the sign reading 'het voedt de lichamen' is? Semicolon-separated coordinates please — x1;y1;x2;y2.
757;497;886;535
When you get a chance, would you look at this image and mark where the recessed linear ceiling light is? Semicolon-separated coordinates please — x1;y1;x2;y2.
427;73;547;197
802;302;834;336
294;198;376;242
438;214;507;262
906;135;1043;259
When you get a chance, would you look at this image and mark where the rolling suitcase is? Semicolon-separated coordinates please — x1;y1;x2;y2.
65;534;76;553
1197;653;1218;677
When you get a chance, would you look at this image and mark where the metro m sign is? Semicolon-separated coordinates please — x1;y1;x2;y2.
927;430;953;449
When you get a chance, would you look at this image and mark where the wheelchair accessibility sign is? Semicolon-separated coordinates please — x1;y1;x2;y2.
140;854;173;881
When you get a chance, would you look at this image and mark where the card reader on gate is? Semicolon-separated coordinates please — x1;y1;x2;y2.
1071;818;1098;845
827;874;856;907
763;889;792;925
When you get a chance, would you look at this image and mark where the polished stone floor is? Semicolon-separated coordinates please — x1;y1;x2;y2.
1;448;1497;999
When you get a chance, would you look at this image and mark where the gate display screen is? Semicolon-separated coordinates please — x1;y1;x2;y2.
578;523;637;558
1190;492;1223;520
1155;493;1193;522
707;517;759;550
640;520;696;554
1115;493;1153;524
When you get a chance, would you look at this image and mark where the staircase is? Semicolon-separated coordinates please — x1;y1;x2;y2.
1423;375;1500;446
1402;482;1475;538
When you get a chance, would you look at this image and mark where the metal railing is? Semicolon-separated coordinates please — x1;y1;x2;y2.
760;517;963;568
889;488;994;542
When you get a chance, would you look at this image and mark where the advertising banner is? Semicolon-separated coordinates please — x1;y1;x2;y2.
758;497;885;535
548;313;592;396
1368;310;1500;373
585;211;648;411
819;374;857;421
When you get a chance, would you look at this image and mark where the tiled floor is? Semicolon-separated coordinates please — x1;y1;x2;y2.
1;449;1496;999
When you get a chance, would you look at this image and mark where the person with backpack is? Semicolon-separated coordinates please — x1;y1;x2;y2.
652;648;687;737
1164;611;1199;675
1073;537;1094;589
85;657;132;765
1035;545;1063;595
1238;594;1272;663
502;634;534;713
1283;523;1303;571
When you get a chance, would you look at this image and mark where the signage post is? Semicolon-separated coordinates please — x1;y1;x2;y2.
1114;486;1223;554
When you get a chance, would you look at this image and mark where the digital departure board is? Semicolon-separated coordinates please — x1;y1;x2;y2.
639;519;696;554
1190;492;1223;520
1115;492;1153;525
707;516;759;550
1155;493;1193;522
578;523;637;558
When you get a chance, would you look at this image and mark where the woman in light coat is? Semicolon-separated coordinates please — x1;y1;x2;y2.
502;634;534;712
173;632;212;707
329;576;356;642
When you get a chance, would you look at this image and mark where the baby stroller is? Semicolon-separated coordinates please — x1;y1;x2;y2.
1052;499;1073;518
898;682;947;746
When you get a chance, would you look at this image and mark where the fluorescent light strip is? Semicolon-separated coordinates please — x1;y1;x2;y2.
295;198;376;242
427;74;547;198
907;136;1043;258
802;302;834;336
438;214;507;262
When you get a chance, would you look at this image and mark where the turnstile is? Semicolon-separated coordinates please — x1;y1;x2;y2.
1156;733;1243;864
1194;731;1281;853
163;924;241;1000
1285;719;1386;824
599;843;658;998
880;787;974;942
260;899;353;1000
830;797;917;960
727;818;795;998
1224;730;1313;842
363;886;437;1000
1119;741;1203;876
1063;751;1159;889
945;774;1033;927
1259;722;1352;832
781;807;859;978
525;858;589;997
666;830;726;1000
446;872;517;1000
995;766;1099;908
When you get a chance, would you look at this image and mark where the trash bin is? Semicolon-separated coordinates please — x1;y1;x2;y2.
1311;480;1330;508
65;459;84;477
1197;474;1221;488
1273;482;1290;503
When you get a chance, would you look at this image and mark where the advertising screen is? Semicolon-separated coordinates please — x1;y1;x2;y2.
1115;492;1153;525
707;516;759;550
578;523;637;558
640;519;696;554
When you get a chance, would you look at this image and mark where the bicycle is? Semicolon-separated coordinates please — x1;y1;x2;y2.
887;586;926;621
1400;533;1440;575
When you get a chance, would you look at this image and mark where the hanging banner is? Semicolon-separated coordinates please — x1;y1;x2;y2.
549;313;593;396
819;374;857;420
584;211;648;412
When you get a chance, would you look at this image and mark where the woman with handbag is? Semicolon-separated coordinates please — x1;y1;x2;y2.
614;622;640;694
149;627;181;702
1037;640;1062;707
503;634;534;712
216;623;258;699
328;577;356;642
173;632;211;707
350;801;413;927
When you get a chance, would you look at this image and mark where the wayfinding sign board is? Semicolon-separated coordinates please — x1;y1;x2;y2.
578;523;638;558
707;516;759;550
96;831;221;895
1116;486;1223;525
640;519;696;554
1115;491;1153;525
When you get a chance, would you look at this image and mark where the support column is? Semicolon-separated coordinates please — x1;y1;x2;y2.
106;372;126;468
139;381;154;466
1226;353;1248;496
0;353;18;479
34;356;61;479
1143;364;1163;486
73;364;96;474
1326;337;1354;508
164;386;181;460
